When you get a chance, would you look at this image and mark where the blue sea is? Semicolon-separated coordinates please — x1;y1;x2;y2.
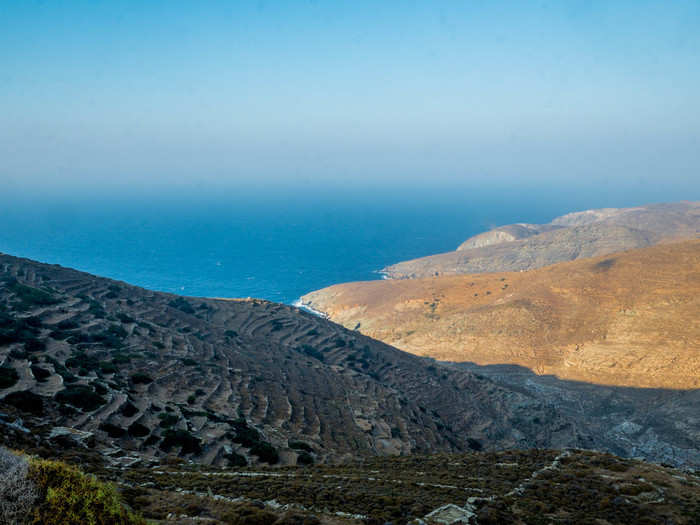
0;183;664;304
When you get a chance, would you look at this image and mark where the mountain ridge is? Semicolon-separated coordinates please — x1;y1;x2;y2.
382;200;700;279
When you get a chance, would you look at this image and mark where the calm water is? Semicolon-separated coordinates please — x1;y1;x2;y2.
0;184;662;304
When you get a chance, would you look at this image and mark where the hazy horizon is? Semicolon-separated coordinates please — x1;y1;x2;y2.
1;1;699;197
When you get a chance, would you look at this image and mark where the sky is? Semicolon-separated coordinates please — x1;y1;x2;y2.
1;0;699;197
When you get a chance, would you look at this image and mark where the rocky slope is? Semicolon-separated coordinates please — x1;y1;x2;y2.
0;252;588;468
383;200;700;278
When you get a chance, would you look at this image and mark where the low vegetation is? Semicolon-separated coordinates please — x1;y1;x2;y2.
0;446;144;525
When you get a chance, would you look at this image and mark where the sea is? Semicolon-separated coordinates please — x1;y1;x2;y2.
0;183;664;305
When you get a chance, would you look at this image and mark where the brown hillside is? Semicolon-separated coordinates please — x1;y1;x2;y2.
302;240;700;389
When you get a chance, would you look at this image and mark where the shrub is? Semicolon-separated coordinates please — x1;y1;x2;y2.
30;365;51;382
231;419;262;447
56;319;79;330
158;414;179;428
116;313;134;324
65;352;99;372
3;390;44;415
143;435;160;447
27;458;144;524
299;345;324;362
0;447;38;525
159;429;201;455
99;423;127;438
467;438;483;451
55;385;106;411
5;278;60;310
225;450;248;467
128;422;150;438
0;313;41;346
92;382;108;396
130;373;153;385
168;297;195;315
99;361;118;374
296;451;314;466
250;442;279;464
24;339;46;353
0;365;19;389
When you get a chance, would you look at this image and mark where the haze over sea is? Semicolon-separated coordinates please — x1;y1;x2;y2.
1;182;689;305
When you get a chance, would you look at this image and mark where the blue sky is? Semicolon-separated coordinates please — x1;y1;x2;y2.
1;0;699;196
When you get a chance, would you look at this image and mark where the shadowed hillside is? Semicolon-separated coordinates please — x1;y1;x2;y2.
0;252;587;468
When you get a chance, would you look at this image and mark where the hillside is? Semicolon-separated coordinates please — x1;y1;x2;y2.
301;241;700;468
0;252;585;469
382;200;700;279
304;240;700;389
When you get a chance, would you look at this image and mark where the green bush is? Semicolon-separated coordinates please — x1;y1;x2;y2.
158;413;179;428
28;458;144;525
4;278;60;311
55;385;106;411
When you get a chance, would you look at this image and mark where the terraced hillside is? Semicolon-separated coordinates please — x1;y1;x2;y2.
0;252;584;467
382;200;700;279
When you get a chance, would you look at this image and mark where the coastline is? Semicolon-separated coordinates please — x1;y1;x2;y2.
292;298;329;319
